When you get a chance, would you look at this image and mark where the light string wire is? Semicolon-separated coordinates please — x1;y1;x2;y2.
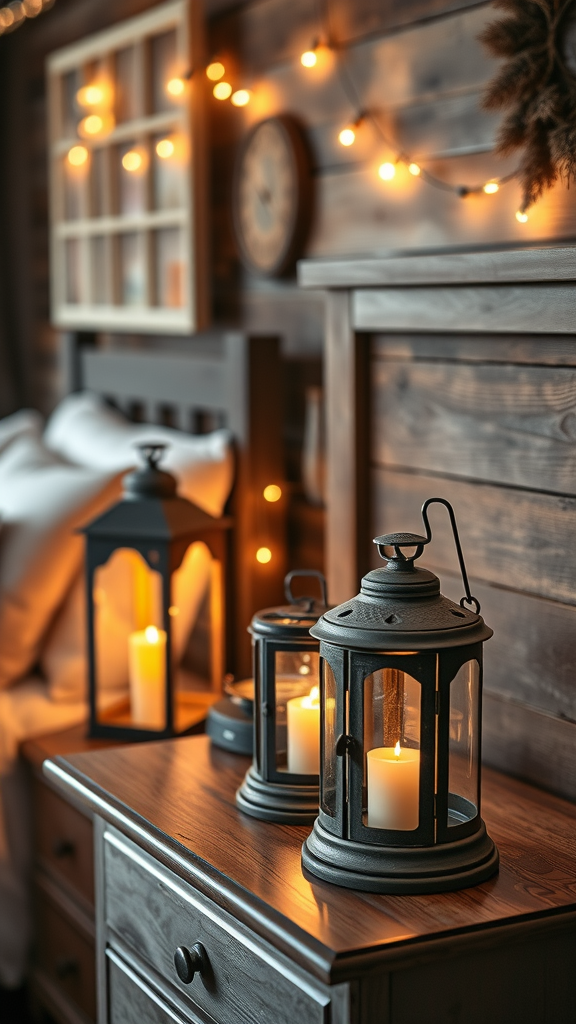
313;0;520;202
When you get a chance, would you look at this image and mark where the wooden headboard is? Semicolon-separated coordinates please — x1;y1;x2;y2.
61;330;287;678
300;246;576;804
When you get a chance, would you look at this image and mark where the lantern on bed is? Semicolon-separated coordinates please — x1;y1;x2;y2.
83;443;229;740
236;570;328;822
302;498;499;893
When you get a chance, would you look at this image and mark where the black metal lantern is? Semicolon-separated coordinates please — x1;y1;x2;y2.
83;443;229;741
302;498;499;894
236;570;328;823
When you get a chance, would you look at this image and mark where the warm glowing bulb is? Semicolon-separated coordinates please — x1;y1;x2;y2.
80;114;104;136
166;77;185;97
213;81;232;100
301;49;317;68
206;61;225;81
145;626;159;643
483;181;499;194
156;138;175;159
231;89;250;107
122;150;143;172
408;163;421;176
0;8;14;27
256;546;272;564
338;127;356;147
394;741;401;758
263;484;282;502
168;606;180;617
378;162;396;181
516;210;529;223
67;145;88;167
77;85;104;107
23;0;43;15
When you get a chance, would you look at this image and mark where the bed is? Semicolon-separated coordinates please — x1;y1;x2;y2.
0;328;286;992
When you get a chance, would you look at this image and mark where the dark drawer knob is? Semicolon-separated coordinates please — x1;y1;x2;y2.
52;839;75;858
174;943;205;985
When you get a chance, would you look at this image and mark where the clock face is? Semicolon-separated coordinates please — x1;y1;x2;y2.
233;116;312;277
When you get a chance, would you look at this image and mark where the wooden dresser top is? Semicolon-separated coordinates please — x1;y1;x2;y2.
44;736;576;983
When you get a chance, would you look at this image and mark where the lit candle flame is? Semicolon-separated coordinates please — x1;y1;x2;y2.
394;740;401;758
145;626;159;644
309;685;320;706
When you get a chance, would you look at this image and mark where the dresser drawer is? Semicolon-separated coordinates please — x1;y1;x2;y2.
35;885;96;1021
34;776;94;907
108;949;203;1024
104;829;331;1024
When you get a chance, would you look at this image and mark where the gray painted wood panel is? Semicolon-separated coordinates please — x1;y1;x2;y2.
372;467;576;606
373;334;576;365
372;359;576;495
103;830;330;1024
354;285;576;334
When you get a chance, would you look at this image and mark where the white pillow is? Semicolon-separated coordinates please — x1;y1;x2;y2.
42;542;212;702
0;408;43;457
44;391;233;518
0;433;123;689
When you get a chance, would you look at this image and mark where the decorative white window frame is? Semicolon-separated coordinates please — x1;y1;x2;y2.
47;0;208;334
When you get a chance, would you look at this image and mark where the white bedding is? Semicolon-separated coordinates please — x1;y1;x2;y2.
0;679;87;987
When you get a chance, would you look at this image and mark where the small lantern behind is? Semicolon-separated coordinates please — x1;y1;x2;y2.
83;444;229;741
236;570;328;823
302;498;499;894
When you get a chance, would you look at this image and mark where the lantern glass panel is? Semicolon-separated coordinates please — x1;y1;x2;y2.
275;650;320;774
321;659;337;816
363;668;421;831
93;547;165;729
448;659;479;826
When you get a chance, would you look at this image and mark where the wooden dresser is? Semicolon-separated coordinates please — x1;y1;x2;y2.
42;735;576;1024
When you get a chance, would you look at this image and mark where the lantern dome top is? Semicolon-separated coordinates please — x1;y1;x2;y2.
310;499;493;650
250;570;328;641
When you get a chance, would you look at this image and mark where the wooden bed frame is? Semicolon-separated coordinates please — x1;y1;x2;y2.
61;329;287;679
300;245;576;805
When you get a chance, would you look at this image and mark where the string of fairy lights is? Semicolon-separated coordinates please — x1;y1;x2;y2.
0;0;53;35
206;2;529;224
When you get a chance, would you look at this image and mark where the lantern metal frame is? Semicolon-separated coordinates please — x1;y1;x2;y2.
83;444;229;741
302;498;499;894
236;570;328;823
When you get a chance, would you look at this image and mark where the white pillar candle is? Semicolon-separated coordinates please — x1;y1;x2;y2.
367;743;420;830
128;625;166;728
287;686;320;774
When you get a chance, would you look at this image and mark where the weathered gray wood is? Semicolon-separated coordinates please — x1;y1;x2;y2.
325;292;359;604
372;359;576;495
94;816;107;1024
373;333;576;365
354;285;576;334
482;692;576;805
299;245;576;290
103;829;330;1024
108;951;196;1024
439;572;576;726
372;467;576;606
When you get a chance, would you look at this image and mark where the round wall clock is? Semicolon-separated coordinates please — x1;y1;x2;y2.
232;115;313;277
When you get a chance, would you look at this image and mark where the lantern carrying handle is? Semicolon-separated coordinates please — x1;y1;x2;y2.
284;570;328;611
136;442;168;468
420;497;481;614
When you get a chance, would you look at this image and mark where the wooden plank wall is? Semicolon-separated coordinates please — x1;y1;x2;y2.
371;334;576;802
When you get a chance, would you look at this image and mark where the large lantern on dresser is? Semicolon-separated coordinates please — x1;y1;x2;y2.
236;570;328;823
302;498;499;893
83;444;228;741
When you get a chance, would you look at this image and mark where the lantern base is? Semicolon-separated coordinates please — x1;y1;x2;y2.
236;766;319;824
302;818;499;894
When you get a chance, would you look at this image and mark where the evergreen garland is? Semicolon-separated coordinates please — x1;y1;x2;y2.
480;0;576;211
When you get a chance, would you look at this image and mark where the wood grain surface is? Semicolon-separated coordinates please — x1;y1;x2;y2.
372;359;576;495
44;735;576;986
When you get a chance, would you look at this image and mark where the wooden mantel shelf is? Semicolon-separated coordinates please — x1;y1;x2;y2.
44;736;576;988
297;244;576;290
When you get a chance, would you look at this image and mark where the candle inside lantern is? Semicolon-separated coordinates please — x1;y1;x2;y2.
367;741;420;830
128;625;166;728
287;685;320;774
